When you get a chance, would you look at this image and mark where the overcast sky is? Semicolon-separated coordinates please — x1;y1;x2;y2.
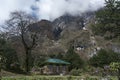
0;0;105;24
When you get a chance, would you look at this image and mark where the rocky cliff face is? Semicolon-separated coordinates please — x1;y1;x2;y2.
27;12;120;60
53;15;84;30
52;12;95;40
25;12;98;59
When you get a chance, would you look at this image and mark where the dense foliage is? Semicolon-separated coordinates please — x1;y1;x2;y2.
92;0;120;40
110;62;120;80
64;46;84;70
89;49;120;67
0;37;19;70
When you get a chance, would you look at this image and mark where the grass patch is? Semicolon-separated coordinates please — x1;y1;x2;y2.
2;75;118;80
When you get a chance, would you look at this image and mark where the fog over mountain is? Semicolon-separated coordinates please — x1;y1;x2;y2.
0;0;105;24
36;0;105;20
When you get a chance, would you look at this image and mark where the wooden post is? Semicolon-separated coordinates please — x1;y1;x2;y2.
66;66;69;74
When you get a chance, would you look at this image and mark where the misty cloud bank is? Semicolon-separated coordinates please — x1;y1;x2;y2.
0;0;105;24
36;0;105;20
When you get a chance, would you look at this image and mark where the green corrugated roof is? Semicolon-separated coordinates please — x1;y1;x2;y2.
45;58;70;65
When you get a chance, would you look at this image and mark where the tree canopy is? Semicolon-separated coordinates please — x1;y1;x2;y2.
92;0;120;40
4;11;38;73
0;36;18;70
64;46;84;70
110;62;120;80
89;49;120;67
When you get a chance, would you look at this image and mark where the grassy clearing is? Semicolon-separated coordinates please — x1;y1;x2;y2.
2;75;118;80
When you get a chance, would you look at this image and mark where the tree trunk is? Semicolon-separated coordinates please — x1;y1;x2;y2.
25;49;31;73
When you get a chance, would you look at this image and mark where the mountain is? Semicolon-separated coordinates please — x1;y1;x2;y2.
22;12;102;60
9;11;120;61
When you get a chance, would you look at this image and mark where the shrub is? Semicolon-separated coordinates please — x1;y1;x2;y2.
64;46;84;70
89;49;120;68
70;69;82;76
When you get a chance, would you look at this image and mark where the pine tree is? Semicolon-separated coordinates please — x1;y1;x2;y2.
93;0;120;39
64;46;84;70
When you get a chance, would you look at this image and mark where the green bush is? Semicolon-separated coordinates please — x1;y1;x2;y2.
64;46;84;70
89;49;120;68
70;69;82;76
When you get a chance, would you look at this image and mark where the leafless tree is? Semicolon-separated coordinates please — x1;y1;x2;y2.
5;11;38;73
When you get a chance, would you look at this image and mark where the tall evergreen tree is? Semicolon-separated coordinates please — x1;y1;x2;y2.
89;49;120;67
64;46;84;70
92;0;120;39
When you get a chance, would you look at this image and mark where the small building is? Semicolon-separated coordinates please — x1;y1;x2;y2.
42;58;70;75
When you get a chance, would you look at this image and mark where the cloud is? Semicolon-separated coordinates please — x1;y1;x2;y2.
0;0;35;24
36;0;105;20
0;0;105;24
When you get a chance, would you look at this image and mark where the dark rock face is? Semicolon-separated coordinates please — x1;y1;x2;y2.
29;20;54;39
52;15;85;40
53;12;95;30
29;20;53;32
28;12;95;40
52;12;95;39
53;14;84;30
